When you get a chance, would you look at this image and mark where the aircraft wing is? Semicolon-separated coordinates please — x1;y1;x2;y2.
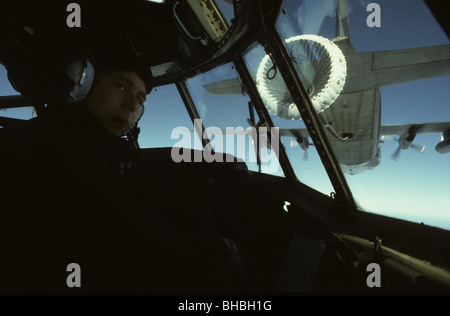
380;122;450;136
204;45;449;96
203;78;243;95
189;127;311;145
278;128;310;139
190;127;310;138
369;44;450;87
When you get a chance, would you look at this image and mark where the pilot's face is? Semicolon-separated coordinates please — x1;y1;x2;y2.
86;69;146;137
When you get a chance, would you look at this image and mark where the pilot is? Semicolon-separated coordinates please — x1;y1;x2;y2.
0;42;243;294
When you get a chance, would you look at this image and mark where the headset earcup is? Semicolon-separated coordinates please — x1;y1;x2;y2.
63;59;95;104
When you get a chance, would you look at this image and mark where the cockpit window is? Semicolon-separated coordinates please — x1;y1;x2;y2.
242;42;335;195
0;107;36;124
0;64;36;125
274;0;450;229
138;84;199;150
186;62;285;176
214;0;234;26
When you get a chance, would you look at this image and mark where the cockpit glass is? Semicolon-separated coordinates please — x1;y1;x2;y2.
242;43;335;195
138;84;198;149
0;64;34;124
0;65;18;96
274;0;450;229
214;0;234;26
0;106;36;124
185;62;285;176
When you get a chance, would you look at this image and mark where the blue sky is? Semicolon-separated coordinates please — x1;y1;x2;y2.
344;0;450;229
274;0;450;229
1;0;449;230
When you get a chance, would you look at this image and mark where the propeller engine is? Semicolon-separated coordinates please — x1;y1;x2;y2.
390;139;426;160
289;137;313;161
435;129;450;154
383;126;426;160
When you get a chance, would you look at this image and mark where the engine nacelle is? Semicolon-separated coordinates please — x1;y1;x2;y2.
435;130;450;154
398;134;415;149
294;136;310;151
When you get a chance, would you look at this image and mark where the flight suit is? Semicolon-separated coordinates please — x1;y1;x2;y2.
0;104;243;294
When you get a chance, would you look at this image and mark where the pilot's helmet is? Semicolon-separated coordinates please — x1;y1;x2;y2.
66;35;154;104
89;37;154;95
5;32;153;105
